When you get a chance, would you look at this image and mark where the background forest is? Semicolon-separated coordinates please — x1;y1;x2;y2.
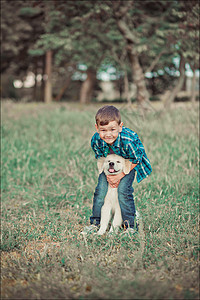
1;0;199;106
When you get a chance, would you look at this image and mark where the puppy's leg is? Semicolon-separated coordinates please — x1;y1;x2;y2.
109;203;122;234
97;203;112;235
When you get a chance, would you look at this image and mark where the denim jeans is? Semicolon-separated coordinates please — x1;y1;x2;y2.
90;169;136;228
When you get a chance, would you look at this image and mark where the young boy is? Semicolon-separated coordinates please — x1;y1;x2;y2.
83;105;152;234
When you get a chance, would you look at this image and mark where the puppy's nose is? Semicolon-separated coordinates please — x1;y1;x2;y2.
109;162;114;167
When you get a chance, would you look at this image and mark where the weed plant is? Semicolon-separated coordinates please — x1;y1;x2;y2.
1;102;199;299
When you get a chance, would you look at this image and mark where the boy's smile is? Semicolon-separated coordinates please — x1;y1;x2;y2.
95;121;123;145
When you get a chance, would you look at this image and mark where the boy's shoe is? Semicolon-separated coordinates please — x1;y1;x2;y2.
81;225;98;235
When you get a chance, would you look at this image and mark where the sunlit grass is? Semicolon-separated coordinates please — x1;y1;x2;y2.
1;101;199;299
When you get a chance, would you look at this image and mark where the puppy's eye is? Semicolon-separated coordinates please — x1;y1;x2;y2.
108;160;110;162
117;161;121;163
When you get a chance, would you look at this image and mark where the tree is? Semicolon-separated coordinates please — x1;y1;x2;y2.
2;0;198;106
27;1;106;102
161;0;199;106
44;50;52;103
1;0;46;100
86;0;176;109
178;1;199;103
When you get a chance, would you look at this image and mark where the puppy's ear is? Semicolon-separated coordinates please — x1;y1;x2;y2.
97;157;105;174
123;159;132;174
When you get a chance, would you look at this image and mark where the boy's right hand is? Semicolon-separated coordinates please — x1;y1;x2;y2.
106;163;137;188
106;172;125;188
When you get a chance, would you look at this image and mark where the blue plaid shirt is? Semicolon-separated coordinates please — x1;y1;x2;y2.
91;126;152;183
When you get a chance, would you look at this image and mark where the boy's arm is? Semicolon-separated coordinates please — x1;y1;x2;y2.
126;134;145;165
91;133;104;159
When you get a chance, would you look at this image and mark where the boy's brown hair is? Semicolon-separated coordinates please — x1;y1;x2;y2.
95;105;121;126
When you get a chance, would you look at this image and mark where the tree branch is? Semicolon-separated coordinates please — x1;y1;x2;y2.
115;18;136;44
113;0;133;18
164;54;186;108
145;50;166;73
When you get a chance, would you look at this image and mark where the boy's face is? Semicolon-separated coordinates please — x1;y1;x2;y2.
95;121;123;145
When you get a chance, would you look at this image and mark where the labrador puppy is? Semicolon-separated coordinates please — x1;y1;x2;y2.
96;154;132;235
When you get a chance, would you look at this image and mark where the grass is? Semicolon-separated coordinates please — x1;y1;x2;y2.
1;101;199;299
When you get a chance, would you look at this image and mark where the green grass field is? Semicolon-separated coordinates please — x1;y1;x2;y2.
1;101;199;299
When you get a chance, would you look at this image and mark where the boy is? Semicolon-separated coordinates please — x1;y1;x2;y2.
83;105;152;234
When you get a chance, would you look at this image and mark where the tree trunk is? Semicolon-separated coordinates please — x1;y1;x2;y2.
124;70;131;106
128;50;149;105
113;13;150;108
54;76;71;102
39;55;45;102
164;55;185;108
44;50;52;103
190;67;196;103
80;69;96;103
33;58;38;102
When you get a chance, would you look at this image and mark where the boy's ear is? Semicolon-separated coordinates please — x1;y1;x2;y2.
97;157;105;174
123;159;132;174
95;124;99;132
119;122;123;132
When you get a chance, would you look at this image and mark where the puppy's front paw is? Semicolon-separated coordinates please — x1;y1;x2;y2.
96;229;105;235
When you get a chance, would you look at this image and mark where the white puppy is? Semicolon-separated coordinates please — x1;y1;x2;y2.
96;154;132;235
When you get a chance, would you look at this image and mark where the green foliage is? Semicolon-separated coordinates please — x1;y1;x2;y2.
19;7;42;17
1;0;45;74
1;1;199;101
1;102;199;299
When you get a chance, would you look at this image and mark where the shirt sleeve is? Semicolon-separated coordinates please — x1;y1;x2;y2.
91;133;104;159
126;134;145;164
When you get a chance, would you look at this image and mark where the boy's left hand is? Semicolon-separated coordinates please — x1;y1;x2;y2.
106;172;125;188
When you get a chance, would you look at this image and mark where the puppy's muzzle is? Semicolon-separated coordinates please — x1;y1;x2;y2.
108;161;116;173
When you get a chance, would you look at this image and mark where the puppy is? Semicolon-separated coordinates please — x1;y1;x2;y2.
96;154;132;235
